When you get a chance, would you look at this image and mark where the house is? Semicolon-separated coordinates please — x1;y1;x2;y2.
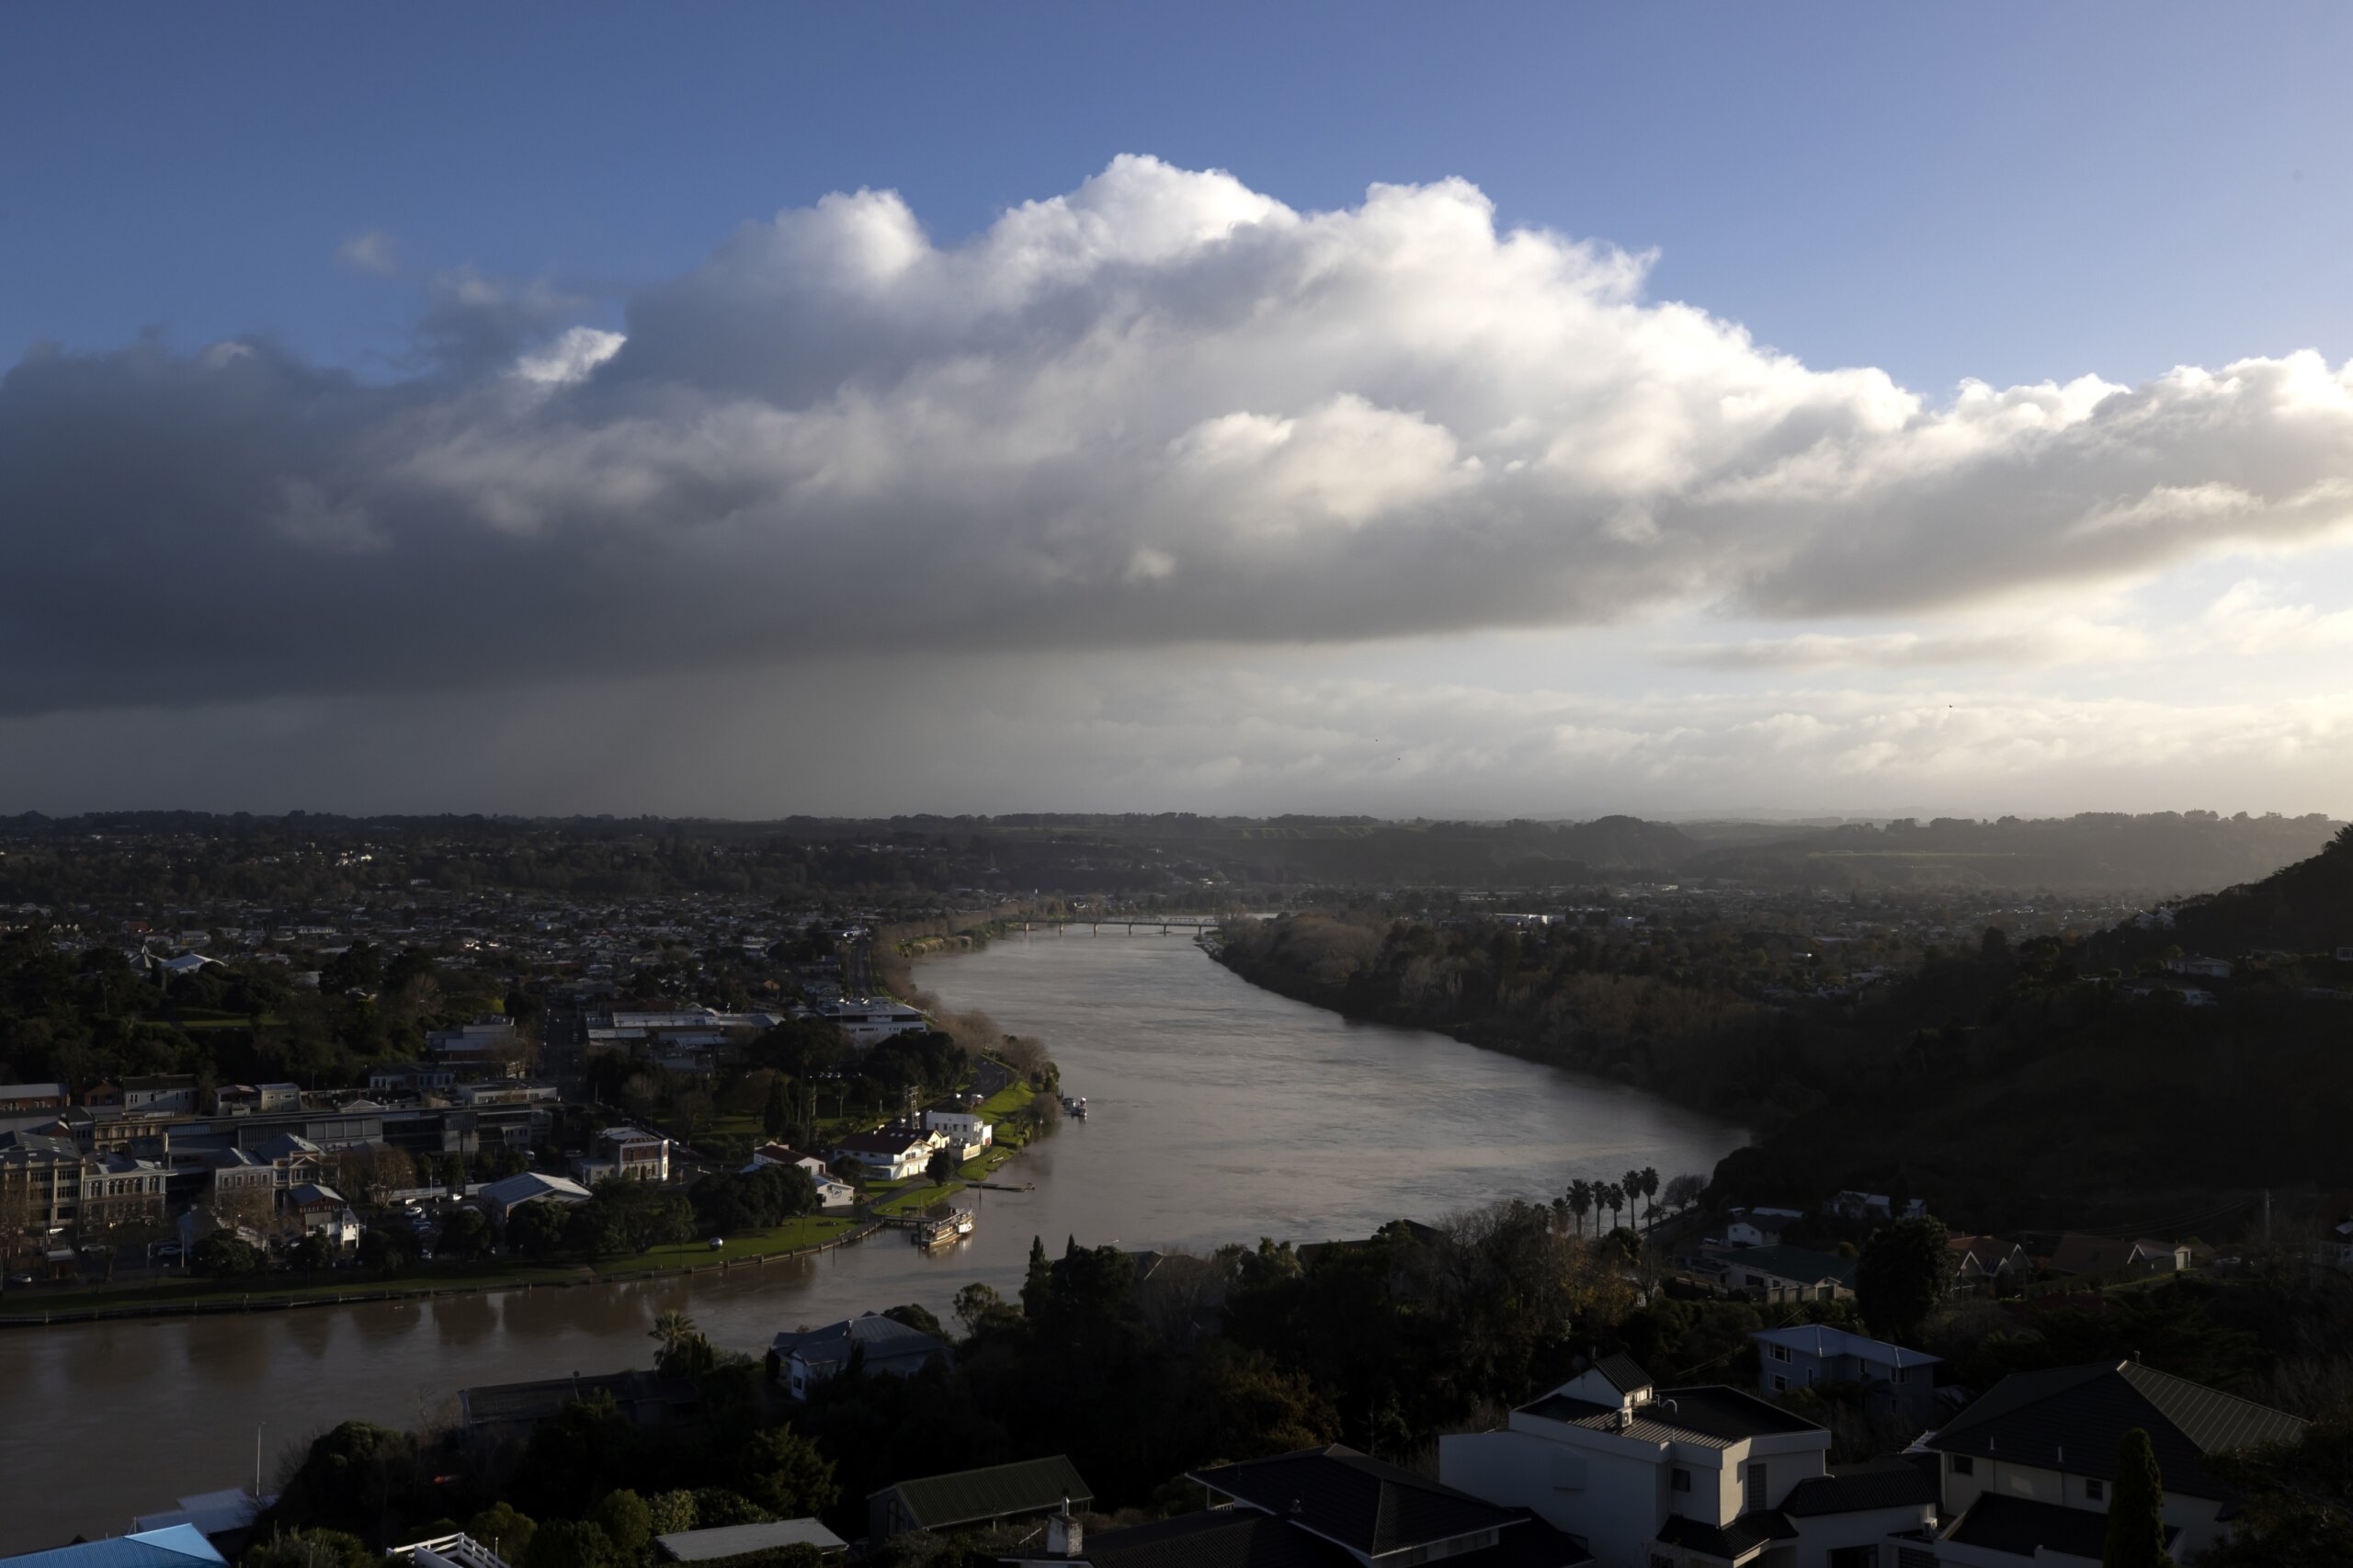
369;1063;458;1096
1751;1325;1941;1423
771;1311;949;1400
1947;1234;2031;1288
829;1131;933;1182
744;1146;857;1209
1007;1447;1592;1568
121;1074;199;1117
1710;1245;1858;1303
284;1182;359;1244
1924;1358;2307;1563
924;1108;994;1158
1439;1357;1938;1568
456;1369;701;1449
2044;1233;2190;1281
1822;1192;1926;1223
131;1490;274;1550
869;1454;1092;1546
0;1083;68;1114
1724;1216;1784;1249
574;1126;672;1185
214;1084;303;1117
481;1171;594;1225
0;1524;228;1568
2165;956;2233;980
81;1151;170;1230
252;1133;326;1188
654;1521;847;1563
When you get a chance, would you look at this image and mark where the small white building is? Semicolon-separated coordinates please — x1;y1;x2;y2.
481;1171;593;1225
1439;1356;1937;1568
814;997;929;1048
924;1108;994;1158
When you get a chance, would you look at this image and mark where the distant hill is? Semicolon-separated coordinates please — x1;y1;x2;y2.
1682;812;2343;894
2097;824;2353;960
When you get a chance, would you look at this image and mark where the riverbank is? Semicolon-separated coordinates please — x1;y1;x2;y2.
0;1214;878;1327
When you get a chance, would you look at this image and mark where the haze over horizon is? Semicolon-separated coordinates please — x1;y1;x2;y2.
7;6;2353;819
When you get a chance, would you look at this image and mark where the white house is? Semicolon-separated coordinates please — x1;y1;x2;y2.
829;1130;933;1182
574;1126;671;1185
1924;1359;2305;1564
924;1108;994;1159
481;1171;593;1225
744;1144;856;1208
1439;1356;1937;1568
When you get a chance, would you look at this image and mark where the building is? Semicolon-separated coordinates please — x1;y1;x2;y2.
1711;1245;1858;1303
213;1084;302;1117
828;1131;932;1182
426;1018;527;1074
574;1126;671;1184
481;1170;594;1225
1946;1234;2030;1288
284;1182;359;1244
1006;1447;1590;1568
369;1063;459;1096
1924;1358;2307;1564
2044;1233;2193;1281
0;1131;89;1236
654;1522;847;1563
0;1084;68;1114
1751;1325;1941;1424
80;1152;169;1233
924;1108;994;1158
1439;1356;1938;1568
814;997;930;1048
0;1525;228;1568
745;1145;856;1208
771;1312;949;1400
121;1075;199;1117
131;1490;273;1551
869;1455;1092;1546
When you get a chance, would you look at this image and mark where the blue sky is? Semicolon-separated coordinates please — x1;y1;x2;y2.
9;4;2351;390
5;5;2353;817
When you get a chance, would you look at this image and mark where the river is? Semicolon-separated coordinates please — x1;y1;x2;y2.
0;931;1741;1551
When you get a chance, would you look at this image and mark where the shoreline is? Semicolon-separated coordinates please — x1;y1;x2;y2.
0;1217;885;1329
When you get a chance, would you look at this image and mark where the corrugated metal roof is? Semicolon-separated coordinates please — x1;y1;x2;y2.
878;1455;1093;1529
1;1525;227;1568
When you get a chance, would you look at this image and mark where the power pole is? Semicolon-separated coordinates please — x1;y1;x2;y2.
2262;1188;2272;1245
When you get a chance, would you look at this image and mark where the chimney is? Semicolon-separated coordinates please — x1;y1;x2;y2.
1047;1502;1082;1557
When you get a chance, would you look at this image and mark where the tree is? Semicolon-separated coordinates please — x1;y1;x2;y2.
508;1199;571;1258
953;1281;1012;1337
467;1505;538;1565
268;1421;423;1543
1855;1218;1951;1343
290;1230;336;1278
2202;1412;2353;1566
734;1426;839;1517
762;1076;790;1139
1664;1173;1708;1213
439;1153;468;1195
1566;1180;1593;1237
437;1206;496;1262
651;1310;699;1367
527;1519;614;1568
925;1148;960;1186
357;1227;413;1277
241;1528;378;1568
193;1231;264;1279
1638;1167;1661;1228
2103;1428;2175;1568
1623;1170;1645;1230
591;1490;653;1561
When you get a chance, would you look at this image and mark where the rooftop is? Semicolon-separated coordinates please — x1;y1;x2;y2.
1752;1324;1940;1370
1518;1384;1823;1449
874;1454;1092;1529
654;1521;846;1562
1192;1445;1523;1558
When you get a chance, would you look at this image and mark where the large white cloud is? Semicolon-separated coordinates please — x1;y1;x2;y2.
6;154;2353;718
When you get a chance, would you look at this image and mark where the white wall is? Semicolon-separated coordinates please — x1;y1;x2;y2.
1441;1429;1668;1568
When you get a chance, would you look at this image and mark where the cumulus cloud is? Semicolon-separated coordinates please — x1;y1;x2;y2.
9;155;2353;720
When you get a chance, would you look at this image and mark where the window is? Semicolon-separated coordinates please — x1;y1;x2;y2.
1773;1374;1789;1392
2086;1478;2105;1501
1768;1345;1790;1361
1671;1467;1691;1493
1745;1461;1767;1512
1951;1455;1974;1476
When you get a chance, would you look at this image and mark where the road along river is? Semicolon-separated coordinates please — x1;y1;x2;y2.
0;930;1742;1550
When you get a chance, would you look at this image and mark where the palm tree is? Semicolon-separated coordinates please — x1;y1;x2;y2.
1603;1183;1625;1233
1566;1180;1594;1237
1639;1167;1661;1230
1623;1170;1645;1230
649;1309;698;1368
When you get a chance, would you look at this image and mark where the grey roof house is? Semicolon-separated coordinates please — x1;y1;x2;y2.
870;1454;1092;1547
772;1312;949;1400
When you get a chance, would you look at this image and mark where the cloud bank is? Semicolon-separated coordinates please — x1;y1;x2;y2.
7;155;2353;722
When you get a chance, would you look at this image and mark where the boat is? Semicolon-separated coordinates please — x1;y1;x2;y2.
1060;1095;1088;1119
913;1206;975;1247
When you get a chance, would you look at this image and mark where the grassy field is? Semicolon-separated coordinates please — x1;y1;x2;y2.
870;1181;960;1217
2;1213;866;1318
977;1081;1036;1120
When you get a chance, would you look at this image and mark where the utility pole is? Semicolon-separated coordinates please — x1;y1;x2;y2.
255;1423;264;1498
2263;1188;2272;1246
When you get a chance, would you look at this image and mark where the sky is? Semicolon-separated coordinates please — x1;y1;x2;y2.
5;3;2353;819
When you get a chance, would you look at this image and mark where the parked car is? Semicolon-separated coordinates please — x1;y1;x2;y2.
5;1272;37;1287
151;1242;183;1261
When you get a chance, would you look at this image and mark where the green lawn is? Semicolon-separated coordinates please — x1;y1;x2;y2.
960;1146;1017;1180
3;1214;867;1317
977;1082;1036;1120
870;1182;959;1217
